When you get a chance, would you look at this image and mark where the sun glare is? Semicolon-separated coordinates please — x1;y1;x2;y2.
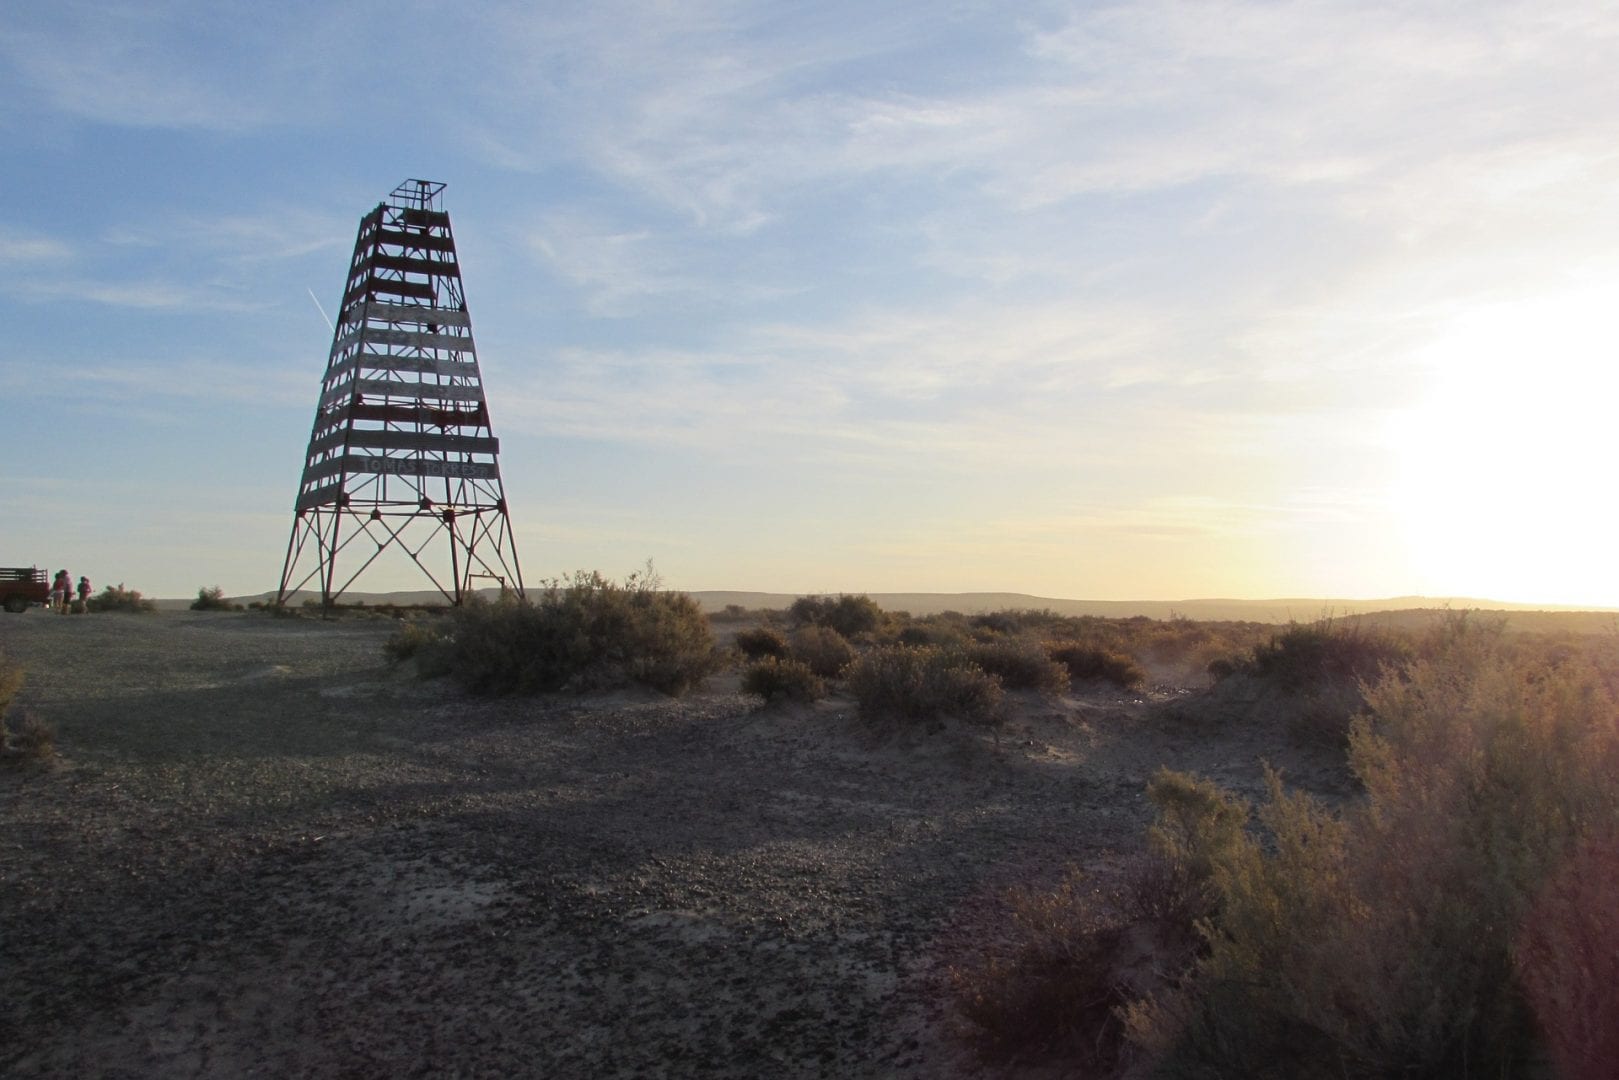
1394;287;1619;608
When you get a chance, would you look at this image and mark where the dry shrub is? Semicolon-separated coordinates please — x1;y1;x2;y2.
740;656;826;703
846;645;1002;730
383;619;452;677
1046;643;1147;689
787;593;884;639
87;584;156;613
734;626;790;661
1194;620;1417;750
968;610;1027;636
190;585;241;611
1515;837;1619;1080
0;658;53;765
789;625;856;678
3;708;55;764
383;619;437;663
1139;768;1252;887
1283;684;1370;750
896;620;969;648
1240;619;1412;691
964;639;1070;694
1144;616;1273;676
0;657;21;715
1124;629;1619;1077
950;856;1211;1072
441;568;721;696
949;872;1139;1070
955;609;1272;683
1124;768;1363;1078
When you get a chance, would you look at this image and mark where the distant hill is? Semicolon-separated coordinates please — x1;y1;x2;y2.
213;587;1617;631
689;591;1618;627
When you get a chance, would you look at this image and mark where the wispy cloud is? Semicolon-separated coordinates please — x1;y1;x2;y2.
105;208;349;264
0;1;493;133
491;286;1417;503
3;203;349;313
0;2;276;131
458;0;1619;250
9;278;267;312
40;356;310;408
523;210;783;316
0;226;74;263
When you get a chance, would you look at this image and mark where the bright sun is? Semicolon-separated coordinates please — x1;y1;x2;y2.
1394;286;1619;608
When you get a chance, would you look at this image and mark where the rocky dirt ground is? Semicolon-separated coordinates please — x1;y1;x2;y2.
0;610;1345;1078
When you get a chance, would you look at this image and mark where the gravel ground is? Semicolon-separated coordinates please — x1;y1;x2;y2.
0;610;1336;1078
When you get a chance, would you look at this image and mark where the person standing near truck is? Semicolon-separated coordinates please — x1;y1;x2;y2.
51;570;69;614
77;576;91;613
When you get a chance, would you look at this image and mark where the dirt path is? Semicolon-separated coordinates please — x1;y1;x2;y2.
0;610;1329;1078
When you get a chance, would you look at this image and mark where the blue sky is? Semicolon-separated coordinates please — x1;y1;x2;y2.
5;1;1619;605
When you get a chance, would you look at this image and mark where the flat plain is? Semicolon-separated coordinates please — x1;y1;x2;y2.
0;609;1343;1078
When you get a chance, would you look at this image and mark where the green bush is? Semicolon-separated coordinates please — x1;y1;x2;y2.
965;639;1070;694
1045;642;1147;689
87;584;157;613
733;626;790;660
438;569;722;696
846;645;1002;730
190;585;241;611
740;656;826;703
789;625;857;678
788;593;884;639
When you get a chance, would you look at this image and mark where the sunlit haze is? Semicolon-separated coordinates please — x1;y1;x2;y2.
4;2;1617;607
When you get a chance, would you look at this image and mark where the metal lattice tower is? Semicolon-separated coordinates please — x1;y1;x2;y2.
277;180;524;607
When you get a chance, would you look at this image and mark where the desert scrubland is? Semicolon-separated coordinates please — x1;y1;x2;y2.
2;595;1614;1078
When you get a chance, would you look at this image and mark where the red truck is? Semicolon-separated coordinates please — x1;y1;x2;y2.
1;567;51;612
